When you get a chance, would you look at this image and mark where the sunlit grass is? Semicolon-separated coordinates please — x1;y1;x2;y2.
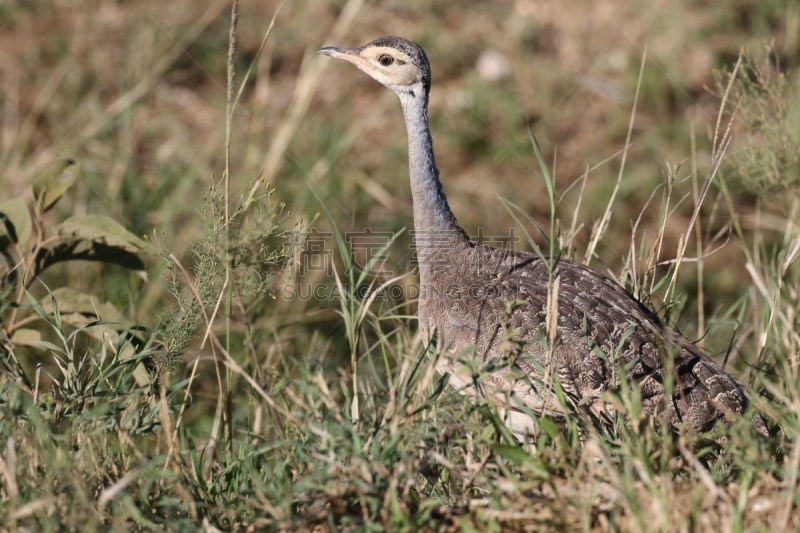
1;0;799;530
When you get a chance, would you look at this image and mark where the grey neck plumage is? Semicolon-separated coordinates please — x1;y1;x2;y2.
399;90;469;277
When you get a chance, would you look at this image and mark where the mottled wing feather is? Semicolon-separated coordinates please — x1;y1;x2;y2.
427;244;765;435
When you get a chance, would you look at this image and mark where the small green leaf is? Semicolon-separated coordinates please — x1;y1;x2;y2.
167;378;194;395
55;215;148;252
410;373;450;415
491;444;527;463
0;197;33;249
477;405;518;444
10;328;42;347
491;444;549;478
33;159;79;213
623;356;644;372
31;339;67;355
591;341;609;363
25;289;53;324
538;416;560;440
51;293;62;330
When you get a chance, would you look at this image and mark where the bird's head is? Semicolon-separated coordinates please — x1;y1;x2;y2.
319;36;431;99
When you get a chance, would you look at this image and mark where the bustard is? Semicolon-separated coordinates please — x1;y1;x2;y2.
319;36;767;437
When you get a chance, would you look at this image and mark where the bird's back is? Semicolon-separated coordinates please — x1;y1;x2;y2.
422;242;766;436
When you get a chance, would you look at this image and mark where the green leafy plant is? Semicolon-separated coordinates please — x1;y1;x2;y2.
1;161;150;383
718;48;800;196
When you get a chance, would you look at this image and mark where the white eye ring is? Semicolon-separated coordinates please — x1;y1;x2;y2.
378;55;394;67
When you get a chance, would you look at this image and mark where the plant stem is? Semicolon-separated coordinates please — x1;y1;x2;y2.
223;0;239;453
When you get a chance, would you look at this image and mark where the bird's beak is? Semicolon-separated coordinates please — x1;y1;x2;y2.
318;46;370;70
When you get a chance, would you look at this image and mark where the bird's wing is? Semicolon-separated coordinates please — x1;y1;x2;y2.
435;245;764;434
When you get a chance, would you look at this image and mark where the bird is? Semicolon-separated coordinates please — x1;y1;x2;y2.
319;36;767;438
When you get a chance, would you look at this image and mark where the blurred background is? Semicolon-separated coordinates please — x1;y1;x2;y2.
1;0;797;368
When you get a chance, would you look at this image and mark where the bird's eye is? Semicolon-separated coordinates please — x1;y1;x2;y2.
378;55;394;67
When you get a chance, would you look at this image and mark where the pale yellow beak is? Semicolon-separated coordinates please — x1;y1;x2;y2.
318;46;371;70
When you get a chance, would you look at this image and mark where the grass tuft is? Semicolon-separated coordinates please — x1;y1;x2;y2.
1;2;799;531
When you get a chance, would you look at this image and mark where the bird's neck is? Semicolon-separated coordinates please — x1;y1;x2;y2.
400;93;469;266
